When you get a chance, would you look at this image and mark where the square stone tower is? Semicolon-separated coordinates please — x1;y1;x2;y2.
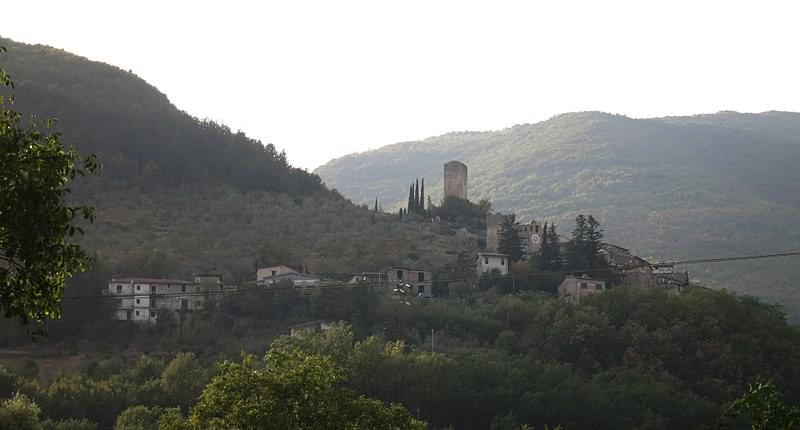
443;160;468;200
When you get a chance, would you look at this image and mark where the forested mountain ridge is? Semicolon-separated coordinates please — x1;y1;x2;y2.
0;36;325;195
316;111;800;316
0;37;474;281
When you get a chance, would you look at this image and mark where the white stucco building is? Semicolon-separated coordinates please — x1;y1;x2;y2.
476;252;511;278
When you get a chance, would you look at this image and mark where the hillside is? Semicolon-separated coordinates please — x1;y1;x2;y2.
0;37;474;281
316;111;800;316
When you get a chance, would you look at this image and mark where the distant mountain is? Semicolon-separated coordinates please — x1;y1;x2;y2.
316;111;800;316
0;37;473;281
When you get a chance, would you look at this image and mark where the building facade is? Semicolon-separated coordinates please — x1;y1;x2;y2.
599;244;689;294
385;267;434;298
519;220;543;255
476;252;511;277
349;272;385;285
558;275;606;304
650;265;689;294
256;265;299;282
107;277;210;323
257;272;323;287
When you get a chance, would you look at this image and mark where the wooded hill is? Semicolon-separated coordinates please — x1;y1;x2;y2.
316;111;800;318
0;37;474;281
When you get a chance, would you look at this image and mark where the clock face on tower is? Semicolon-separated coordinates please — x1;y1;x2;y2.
531;233;541;244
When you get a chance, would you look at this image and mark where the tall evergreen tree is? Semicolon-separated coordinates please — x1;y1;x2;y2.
407;184;414;214
548;223;562;270
374;197;378;212
568;214;589;270
414;179;420;214
539;222;550;271
498;214;524;262
420;179;425;215
586;215;604;270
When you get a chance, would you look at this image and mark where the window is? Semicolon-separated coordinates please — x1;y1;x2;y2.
535;225;540;233
181;285;186;293
484;257;489;264
116;285;122;293
580;283;588;289
418;272;425;282
136;298;140;304
136;285;141;291
135;310;140;316
271;270;277;276
150;311;156;318
595;284;603;291
501;258;505;265
417;285;425;295
151;285;156;293
126;310;131;320
181;299;188;310
397;270;403;279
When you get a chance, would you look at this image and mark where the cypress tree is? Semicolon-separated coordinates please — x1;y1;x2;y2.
420;179;425;215
374;197;378;212
549;223;561;269
407;184;414;214
414;179;420;214
540;222;550;270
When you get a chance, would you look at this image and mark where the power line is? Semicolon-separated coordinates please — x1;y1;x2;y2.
59;250;800;302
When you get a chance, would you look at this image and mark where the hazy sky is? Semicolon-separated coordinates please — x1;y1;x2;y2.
4;1;799;169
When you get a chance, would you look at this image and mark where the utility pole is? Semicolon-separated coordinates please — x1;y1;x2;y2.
431;328;435;354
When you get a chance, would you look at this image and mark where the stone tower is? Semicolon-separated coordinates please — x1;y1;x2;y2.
443;160;468;200
485;213;505;252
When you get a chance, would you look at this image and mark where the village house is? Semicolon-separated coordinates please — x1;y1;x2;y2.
476;252;510;278
385;267;433;298
256;265;324;287
106;275;217;323
289;320;333;337
600;244;652;288
348;272;385;285
558;275;606;304
256;265;299;281
599;244;689;294
650;264;690;294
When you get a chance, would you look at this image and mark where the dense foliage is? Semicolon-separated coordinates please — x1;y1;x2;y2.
2;284;800;429
431;196;491;230
566;214;604;271
0;50;98;323
316;111;800;318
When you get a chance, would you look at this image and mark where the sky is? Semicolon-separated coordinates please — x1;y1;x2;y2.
3;0;800;169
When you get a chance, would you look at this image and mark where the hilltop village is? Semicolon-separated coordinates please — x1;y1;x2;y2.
105;160;689;324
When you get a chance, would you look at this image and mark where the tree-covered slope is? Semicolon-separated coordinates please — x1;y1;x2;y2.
316;111;800;315
0;36;324;195
0;37;474;281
